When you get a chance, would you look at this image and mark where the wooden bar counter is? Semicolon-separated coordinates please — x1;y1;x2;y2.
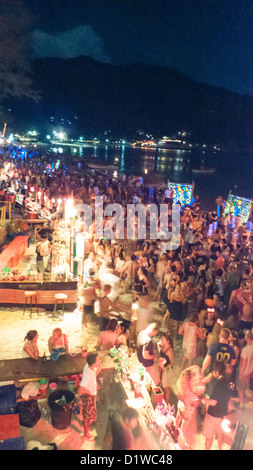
0;353;86;382
0;351;117;382
0;280;77;311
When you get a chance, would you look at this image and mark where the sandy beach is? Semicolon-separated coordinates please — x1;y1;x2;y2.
1;298;253;451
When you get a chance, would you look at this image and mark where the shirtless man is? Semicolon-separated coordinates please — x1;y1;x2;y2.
156;254;168;284
99;285;131;331
155;254;168;303
79;274;100;327
120;255;139;292
237;291;253;333
228;281;251;328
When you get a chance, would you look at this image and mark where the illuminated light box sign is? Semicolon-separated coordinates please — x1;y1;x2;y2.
167;182;193;206
224;194;252;223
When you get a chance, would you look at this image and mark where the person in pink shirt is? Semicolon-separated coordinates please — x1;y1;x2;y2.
215;252;225;268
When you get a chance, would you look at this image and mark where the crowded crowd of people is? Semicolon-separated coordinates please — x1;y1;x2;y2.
71;192;253;449
2;143;253;449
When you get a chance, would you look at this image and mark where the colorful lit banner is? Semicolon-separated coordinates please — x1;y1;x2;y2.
167;182;193;206
224;193;252;223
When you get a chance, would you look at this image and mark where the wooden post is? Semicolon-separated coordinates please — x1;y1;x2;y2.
2;123;7;137
0;206;5;223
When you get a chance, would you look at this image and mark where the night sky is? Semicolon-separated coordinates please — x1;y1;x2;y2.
27;0;252;95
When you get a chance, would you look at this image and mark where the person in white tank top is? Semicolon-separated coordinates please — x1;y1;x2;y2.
179;313;206;370
23;330;39;359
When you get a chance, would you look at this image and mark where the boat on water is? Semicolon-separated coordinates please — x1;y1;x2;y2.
157;136;192;150
192;167;216;175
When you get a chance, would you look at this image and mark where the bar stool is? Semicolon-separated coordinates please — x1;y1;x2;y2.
23;291;38;318
53;293;68;320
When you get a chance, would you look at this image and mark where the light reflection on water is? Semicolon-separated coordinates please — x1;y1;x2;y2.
59;144;252;209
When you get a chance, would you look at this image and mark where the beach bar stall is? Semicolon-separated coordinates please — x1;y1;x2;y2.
0;280;77;312
0;219;78;312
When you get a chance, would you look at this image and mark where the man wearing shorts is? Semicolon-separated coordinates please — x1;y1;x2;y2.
78;353;101;440
137;323;160;386
201;328;236;376
202;361;233;450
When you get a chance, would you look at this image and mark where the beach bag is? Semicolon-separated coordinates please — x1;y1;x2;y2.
17;399;41;427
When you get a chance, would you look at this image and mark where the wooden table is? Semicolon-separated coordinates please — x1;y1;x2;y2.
0;351;117;382
117;354;188;450
0;353;87;382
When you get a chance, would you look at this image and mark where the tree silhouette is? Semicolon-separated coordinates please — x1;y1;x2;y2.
0;0;40;115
